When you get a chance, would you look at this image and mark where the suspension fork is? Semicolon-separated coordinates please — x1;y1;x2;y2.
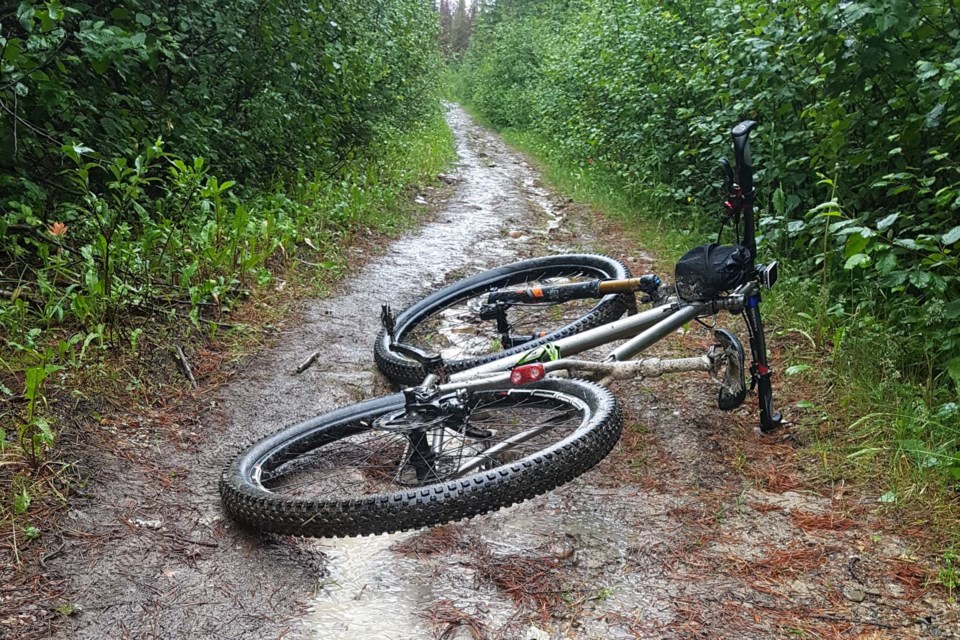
743;293;783;433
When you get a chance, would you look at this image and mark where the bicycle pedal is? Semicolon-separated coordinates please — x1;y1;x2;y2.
714;328;747;411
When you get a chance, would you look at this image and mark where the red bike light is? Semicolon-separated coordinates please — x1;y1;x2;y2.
510;363;545;385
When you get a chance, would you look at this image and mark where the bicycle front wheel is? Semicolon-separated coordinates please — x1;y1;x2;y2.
219;378;621;538
374;254;632;385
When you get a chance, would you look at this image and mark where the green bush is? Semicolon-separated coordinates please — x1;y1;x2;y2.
1;0;439;200
457;0;960;388
1;0;444;334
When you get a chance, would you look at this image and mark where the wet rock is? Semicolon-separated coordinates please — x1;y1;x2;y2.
843;587;866;603
788;579;810;597
525;625;551;640
547;542;575;560
437;173;460;184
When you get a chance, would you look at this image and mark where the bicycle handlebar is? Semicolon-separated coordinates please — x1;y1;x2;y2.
731;120;757;261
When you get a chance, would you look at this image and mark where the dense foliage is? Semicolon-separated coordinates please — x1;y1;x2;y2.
457;0;960;391
2;0;438;194
1;0;442;329
0;1;446;472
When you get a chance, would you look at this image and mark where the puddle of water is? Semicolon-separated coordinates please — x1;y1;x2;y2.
307;534;435;639
522;176;565;233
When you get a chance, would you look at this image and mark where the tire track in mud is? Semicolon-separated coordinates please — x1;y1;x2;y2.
44;105;956;640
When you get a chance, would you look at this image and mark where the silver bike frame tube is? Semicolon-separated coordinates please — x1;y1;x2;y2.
608;302;706;361
449;302;680;382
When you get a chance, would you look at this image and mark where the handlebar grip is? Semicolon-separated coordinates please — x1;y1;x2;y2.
731;120;757;193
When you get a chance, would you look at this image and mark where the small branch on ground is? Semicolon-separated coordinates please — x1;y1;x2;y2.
172;344;198;388
293;350;319;375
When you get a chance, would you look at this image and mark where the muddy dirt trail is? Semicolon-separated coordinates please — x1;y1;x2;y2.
40;105;956;640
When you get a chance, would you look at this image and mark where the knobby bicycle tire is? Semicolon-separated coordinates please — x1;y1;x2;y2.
219;378;622;538
374;254;632;386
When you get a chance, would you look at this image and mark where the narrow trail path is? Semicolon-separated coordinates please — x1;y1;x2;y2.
46;105;955;640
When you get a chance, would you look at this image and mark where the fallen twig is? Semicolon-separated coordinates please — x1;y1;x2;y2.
173;344;198;388
293;350;319;375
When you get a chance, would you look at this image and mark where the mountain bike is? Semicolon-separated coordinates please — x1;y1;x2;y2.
220;121;783;538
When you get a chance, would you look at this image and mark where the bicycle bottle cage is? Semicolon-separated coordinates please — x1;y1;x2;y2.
674;243;752;301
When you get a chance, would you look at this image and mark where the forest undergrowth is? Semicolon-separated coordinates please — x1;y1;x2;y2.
0;0;453;561
451;0;960;574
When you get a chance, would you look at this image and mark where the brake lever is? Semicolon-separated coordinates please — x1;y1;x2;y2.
720;157;735;197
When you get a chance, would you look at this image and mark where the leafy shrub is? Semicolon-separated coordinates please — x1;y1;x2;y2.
1;0;440;203
457;0;960;387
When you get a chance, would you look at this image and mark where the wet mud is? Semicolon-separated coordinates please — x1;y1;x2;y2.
35;105;958;639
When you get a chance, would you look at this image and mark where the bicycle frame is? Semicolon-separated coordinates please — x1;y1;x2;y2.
395;120;782;434
433;283;753;389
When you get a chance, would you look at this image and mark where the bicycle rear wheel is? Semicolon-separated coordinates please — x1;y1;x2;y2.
219;378;621;538
374;254;632;385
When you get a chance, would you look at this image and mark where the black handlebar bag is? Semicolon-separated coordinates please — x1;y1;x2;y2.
675;243;751;301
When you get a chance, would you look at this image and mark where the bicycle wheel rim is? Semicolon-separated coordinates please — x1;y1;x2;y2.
375;254;631;385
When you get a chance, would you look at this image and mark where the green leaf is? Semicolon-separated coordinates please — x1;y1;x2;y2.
810;201;842;216
876;212;899;231
24;366;48;402
844;232;870;257
876;252;897;274
33;418;54;447
785;364;811;376
945;301;960;320
947;358;960;393
135;12;152;26
844;253;871;270
908;270;931;288
878;491;897;504
772;187;786;216
3;38;22;62
943;226;960;245
14;487;31;514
